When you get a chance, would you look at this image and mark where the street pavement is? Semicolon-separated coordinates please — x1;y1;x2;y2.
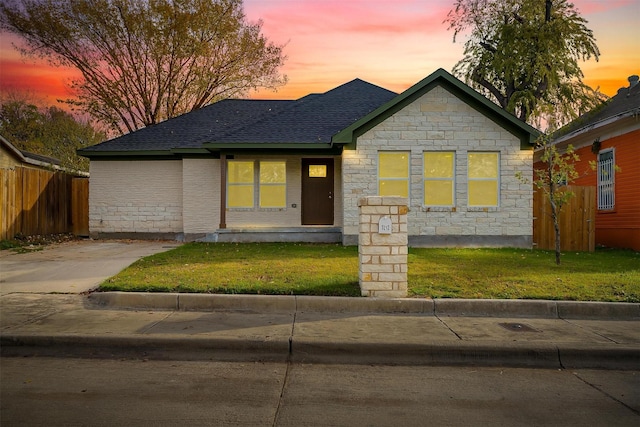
0;240;638;369
2;359;639;426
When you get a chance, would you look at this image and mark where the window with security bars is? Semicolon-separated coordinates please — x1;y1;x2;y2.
597;149;615;210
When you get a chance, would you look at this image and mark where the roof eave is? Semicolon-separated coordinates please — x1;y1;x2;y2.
79;143;339;159
77;149;177;159
550;109;640;146
202;142;334;150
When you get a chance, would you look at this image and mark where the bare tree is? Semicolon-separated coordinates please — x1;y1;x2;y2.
1;0;287;134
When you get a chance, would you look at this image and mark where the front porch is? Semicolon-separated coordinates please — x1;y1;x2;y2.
186;226;342;243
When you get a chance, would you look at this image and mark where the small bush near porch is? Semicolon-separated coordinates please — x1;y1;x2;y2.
99;243;640;302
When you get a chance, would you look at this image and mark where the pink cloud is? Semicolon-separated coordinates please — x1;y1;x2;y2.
1;0;636;105
246;0;451;41
572;0;636;15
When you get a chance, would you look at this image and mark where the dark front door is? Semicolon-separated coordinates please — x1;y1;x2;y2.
301;158;334;225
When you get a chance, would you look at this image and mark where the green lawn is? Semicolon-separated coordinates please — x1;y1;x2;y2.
99;243;640;302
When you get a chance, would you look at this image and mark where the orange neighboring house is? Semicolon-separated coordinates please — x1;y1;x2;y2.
534;75;640;251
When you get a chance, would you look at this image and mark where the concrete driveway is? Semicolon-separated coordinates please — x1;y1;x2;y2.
0;240;180;295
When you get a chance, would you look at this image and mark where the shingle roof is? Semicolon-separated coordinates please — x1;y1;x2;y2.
80;79;397;155
555;78;640;138
206;79;398;145
81;99;291;152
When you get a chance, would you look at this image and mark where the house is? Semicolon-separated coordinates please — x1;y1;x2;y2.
78;68;539;247
1;135;63;171
534;75;640;251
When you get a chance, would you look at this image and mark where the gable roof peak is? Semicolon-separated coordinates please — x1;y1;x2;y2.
332;68;539;149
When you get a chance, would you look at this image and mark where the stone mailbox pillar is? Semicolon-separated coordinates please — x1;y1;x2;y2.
358;196;408;298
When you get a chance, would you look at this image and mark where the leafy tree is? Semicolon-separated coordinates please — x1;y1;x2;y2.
445;0;606;128
519;133;580;265
0;96;105;172
0;0;287;134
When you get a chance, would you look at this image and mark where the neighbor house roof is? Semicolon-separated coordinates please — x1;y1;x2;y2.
79;79;397;158
552;75;640;144
1;135;62;168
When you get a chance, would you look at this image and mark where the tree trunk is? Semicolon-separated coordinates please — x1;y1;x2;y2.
548;159;561;265
549;190;561;265
552;209;561;265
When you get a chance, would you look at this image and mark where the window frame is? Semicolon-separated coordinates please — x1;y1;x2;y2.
423;151;455;207
227;160;255;208
597;148;615;211
259;160;287;208
377;151;410;199
467;151;500;207
226;160;287;209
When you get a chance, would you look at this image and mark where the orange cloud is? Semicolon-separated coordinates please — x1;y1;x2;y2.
0;59;79;103
0;0;636;107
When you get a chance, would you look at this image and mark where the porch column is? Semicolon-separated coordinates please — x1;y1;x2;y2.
219;153;227;229
358;196;408;298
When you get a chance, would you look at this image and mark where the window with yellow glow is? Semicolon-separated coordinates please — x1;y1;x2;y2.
468;152;499;206
259;161;286;208
378;152;409;197
227;161;255;208
423;152;454;206
308;165;327;178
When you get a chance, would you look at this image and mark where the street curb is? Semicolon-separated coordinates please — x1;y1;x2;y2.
2;333;638;370
87;292;640;320
0;334;289;363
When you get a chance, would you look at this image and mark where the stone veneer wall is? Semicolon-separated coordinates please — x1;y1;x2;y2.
342;86;533;247
89;160;183;236
358;196;408;298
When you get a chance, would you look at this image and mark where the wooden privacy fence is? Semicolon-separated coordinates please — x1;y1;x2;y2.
533;185;595;252
0;166;89;240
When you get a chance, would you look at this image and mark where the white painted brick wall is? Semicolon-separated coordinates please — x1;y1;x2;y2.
89;160;183;233
182;158;219;233
342;86;533;243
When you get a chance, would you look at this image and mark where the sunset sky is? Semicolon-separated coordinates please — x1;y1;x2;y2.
0;0;638;107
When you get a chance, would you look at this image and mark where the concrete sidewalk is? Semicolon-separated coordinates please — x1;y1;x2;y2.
1;292;638;370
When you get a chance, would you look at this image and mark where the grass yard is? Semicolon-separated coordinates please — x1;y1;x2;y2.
99;243;640;302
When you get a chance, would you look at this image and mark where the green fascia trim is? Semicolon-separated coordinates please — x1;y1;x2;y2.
202;142;343;155
170;148;211;154
332;68;540;151
78;148;218;160
216;146;343;156
79;145;341;160
202;142;335;150
77;149;176;159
